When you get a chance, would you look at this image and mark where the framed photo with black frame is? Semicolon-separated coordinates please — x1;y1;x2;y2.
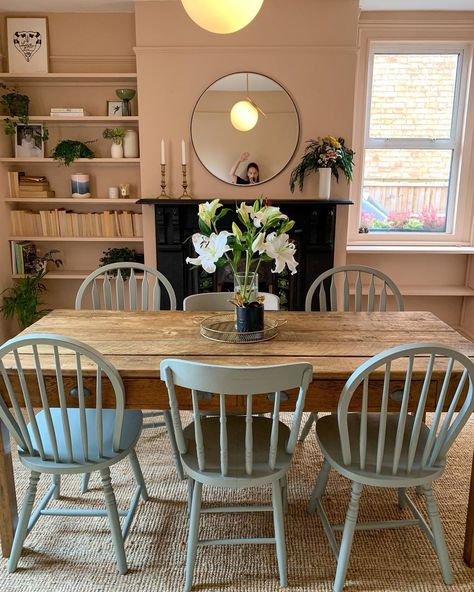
15;123;45;158
107;100;124;117
6;17;49;74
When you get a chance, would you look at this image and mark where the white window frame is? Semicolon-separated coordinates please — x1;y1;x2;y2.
348;26;474;246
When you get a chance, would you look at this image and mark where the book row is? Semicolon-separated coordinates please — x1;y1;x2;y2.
10;209;143;238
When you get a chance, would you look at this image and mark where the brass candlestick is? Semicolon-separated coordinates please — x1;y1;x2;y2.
159;164;170;199
180;164;191;199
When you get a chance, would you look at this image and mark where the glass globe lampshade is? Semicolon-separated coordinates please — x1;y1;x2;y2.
230;100;259;132
181;0;264;34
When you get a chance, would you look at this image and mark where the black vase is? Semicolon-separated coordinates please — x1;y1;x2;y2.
235;302;264;333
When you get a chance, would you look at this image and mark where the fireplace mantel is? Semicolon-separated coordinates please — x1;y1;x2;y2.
138;198;353;310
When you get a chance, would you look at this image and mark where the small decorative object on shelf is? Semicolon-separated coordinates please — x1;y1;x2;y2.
108;186;119;199
120;183;130;198
71;173;91;198
52;139;96;166
186;198;298;335
6;17;49;74
289;136;354;198
123;129;139;158
115;88;136;116
14;123;47;158
180;139;191;199
106;100;123;117
102;127;126;158
159;138;169;199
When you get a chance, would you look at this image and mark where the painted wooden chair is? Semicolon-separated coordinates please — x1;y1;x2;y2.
160;359;312;591
308;343;474;591
300;264;405;442
0;333;148;574
75;262;183;490
183;291;280;311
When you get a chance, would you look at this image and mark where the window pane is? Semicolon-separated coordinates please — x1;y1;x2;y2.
369;54;459;139
361;149;452;233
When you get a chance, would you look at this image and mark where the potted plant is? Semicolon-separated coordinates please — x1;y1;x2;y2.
99;247;144;279
0;270;48;330
0;82;30;117
102;127;126;158
186;198;298;333
289;136;355;197
51;139;95;166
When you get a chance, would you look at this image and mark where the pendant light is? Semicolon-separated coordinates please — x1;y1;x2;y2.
181;0;264;35
230;74;266;132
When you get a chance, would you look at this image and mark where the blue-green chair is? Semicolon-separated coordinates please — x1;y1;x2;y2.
308;343;474;591
0;333;148;574
161;358;312;591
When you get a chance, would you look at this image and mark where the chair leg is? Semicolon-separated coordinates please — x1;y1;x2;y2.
272;480;288;587
163;410;185;481
298;412;318;442
423;485;453;585
308;458;331;513
187;477;194;517
8;471;40;573
100;467;127;575
52;474;61;499
128;449;149;501
81;472;91;494
397;488;407;509
333;481;363;592
185;481;202;592
281;474;288;515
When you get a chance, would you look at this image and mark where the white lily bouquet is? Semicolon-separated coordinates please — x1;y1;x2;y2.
186;198;298;311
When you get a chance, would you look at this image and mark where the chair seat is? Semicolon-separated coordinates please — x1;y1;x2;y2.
316;413;444;487
182;416;291;486
20;408;143;474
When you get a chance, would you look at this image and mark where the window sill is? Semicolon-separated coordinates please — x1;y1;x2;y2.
346;245;474;254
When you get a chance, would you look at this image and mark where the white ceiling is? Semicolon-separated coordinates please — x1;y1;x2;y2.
0;0;473;13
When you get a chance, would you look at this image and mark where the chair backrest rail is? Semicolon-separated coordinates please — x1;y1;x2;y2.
219;393;228;476
191;388;206;471
53;346;73;463
392;355;414;475
245;395;253;475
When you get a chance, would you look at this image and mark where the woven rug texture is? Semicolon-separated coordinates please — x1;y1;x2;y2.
0;414;473;591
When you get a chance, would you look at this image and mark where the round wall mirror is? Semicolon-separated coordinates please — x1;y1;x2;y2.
191;72;300;185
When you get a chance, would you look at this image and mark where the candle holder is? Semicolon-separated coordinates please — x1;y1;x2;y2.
180;164;191;199
159;164;170;199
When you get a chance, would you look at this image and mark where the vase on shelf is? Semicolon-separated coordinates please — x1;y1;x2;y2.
111;142;124;159
233;272;264;333
123;129;139;158
70;173;91;198
318;167;332;199
115;88;136;116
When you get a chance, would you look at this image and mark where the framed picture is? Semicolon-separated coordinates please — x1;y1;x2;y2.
15;123;45;158
7;17;49;74
107;100;124;117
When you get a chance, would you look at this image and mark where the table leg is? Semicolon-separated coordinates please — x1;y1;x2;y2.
0;421;17;557
464;449;474;566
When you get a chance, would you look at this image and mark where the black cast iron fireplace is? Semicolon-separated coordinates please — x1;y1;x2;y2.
138;199;352;310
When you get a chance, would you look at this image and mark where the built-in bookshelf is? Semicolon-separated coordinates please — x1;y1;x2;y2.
0;71;144;293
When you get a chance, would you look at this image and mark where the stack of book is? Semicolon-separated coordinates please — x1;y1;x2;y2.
50;108;89;117
8;172;55;198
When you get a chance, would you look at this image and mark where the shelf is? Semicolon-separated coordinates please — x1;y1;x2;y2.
0;116;139;124
347;245;474;254
0;158;140;164
0;73;137;83
8;236;143;242
4;198;140;205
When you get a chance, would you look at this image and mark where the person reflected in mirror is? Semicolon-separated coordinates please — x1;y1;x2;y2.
230;152;260;184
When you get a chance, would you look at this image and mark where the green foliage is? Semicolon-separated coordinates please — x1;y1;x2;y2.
289;136;355;193
99;247;144;279
0;83;30;117
52;139;95;166
0;271;48;330
102;127;126;144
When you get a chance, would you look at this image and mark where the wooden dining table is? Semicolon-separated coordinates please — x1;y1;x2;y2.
1;309;474;566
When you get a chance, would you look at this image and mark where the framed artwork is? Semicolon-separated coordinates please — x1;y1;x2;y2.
15;124;45;158
107;100;124;117
7;17;49;74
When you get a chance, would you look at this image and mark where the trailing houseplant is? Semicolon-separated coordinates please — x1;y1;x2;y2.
51;139;95;166
289;136;355;193
0;83;49;142
186;198;297;331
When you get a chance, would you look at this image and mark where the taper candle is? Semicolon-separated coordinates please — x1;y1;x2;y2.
161;139;165;165
181;139;186;165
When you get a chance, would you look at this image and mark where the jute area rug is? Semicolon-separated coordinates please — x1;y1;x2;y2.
0;414;473;592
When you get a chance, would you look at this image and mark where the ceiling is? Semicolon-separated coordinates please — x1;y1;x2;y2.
0;0;473;13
